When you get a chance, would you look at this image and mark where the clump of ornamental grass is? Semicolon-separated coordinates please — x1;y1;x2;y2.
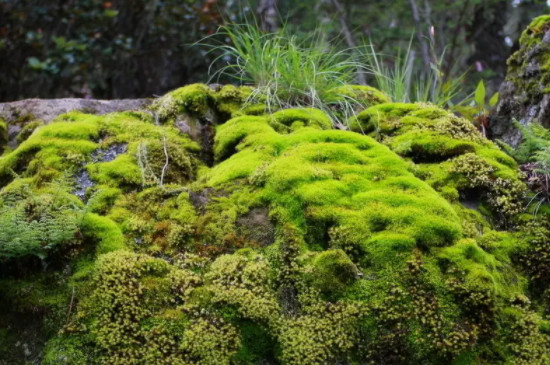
360;37;468;108
202;23;367;127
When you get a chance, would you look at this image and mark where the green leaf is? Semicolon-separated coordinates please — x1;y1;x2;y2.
27;57;45;70
474;80;486;107
489;92;499;107
104;9;119;18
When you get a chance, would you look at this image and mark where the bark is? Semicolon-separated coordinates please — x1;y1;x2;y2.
409;0;432;74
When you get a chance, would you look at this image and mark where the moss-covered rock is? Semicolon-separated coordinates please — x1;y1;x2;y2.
0;82;549;364
491;15;550;145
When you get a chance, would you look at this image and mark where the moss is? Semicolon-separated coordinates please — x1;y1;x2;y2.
326;84;391;106
438;239;521;298
2;83;548;364
87;152;142;186
16;119;44;144
80;213;125;254
85;186;121;214
507;15;550;99
55;250;235;365
42;335;92;365
268;107;332;132
310;249;357;296
349;102;527;225
518;15;550;51
214;84;254;117
0;118;7;153
152;83;216;121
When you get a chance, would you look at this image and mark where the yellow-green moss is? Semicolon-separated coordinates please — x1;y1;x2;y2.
507;15;550;97
0;119;8;153
80;213;125;254
326;84;392;106
269;107;332;132
350;102;526;222
152;83;215;121
1;83;547;365
309;249;358;296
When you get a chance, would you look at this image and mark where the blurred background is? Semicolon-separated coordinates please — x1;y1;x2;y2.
0;0;549;102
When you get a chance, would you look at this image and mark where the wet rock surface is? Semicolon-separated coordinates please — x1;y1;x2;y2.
73;143;127;199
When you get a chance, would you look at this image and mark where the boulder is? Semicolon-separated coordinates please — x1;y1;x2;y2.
491;15;550;146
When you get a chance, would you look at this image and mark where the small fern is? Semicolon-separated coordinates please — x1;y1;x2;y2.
0;183;82;262
509;120;550;163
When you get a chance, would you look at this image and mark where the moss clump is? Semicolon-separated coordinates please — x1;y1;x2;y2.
310;249;358;296
268;107;332;132
16;119;44;145
350;102;526;224
153;83;216;121
52;250;238;365
326;84;391;106
80;213;125;255
0;118;8;153
214;84;255;118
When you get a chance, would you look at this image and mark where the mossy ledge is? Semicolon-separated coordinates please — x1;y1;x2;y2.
1;83;550;365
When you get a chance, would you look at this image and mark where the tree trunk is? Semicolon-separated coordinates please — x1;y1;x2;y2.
257;0;279;32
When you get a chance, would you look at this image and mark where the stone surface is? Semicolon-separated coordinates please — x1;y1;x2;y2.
490;15;550;146
0;98;151;124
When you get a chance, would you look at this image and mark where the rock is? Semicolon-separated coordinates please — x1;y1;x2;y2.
0;98;151;125
490;15;550;146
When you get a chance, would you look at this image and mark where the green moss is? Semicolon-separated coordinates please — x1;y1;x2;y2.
16;119;44;145
215;84;254;117
326;84;391;106
52;250;234;364
269;107;332;132
152;83;215;121
42;335;92;365
0;119;7;153
310;249;357;296
87;152;142;186
518;15;550;49
438;239;521;298
349;102;526;223
507;15;550;98
80;213;125;254
86;186;121;214
1;83;547;364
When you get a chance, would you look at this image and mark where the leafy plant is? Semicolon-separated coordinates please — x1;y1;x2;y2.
505;121;550;215
505;121;550;164
203;23;366;125
454;80;499;136
0;183;82;261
